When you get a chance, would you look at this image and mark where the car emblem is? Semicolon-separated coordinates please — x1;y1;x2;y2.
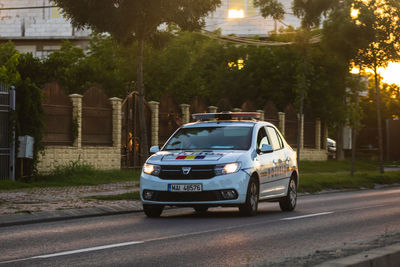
182;167;191;175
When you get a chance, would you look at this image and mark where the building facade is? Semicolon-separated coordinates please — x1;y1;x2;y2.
206;0;300;36
0;0;90;58
0;0;300;56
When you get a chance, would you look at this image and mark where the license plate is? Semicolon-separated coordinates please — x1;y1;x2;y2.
168;184;202;192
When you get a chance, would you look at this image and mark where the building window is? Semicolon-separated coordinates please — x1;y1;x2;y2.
50;7;62;19
228;0;258;19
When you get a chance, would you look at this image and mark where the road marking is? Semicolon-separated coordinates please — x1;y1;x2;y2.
281;212;333;221
32;241;144;259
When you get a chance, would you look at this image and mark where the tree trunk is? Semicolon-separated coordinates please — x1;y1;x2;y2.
351;95;358;176
296;88;304;168
136;38;149;164
374;66;384;173
336;123;345;160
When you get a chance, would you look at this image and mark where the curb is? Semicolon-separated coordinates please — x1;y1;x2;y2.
317;243;400;267
0;206;142;228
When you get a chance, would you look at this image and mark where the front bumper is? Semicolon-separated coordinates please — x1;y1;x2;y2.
140;170;250;206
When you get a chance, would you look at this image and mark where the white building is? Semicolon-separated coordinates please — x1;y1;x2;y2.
0;0;90;58
206;0;300;36
0;0;300;57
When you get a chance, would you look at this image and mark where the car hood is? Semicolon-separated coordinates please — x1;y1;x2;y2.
147;150;245;165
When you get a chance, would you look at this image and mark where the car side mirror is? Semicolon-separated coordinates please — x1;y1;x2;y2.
260;144;273;153
149;145;159;154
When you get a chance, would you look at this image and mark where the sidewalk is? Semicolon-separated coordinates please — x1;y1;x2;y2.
0;182;143;227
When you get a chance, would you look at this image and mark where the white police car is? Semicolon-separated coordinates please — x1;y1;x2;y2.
140;112;298;217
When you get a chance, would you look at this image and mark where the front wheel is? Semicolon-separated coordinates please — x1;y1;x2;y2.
279;176;297;212
143;204;164;218
239;176;259;216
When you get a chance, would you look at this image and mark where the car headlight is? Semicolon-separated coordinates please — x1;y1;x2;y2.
143;163;161;176
215;162;241;176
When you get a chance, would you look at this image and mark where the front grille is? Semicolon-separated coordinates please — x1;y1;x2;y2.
152;190;224;202
159;165;215;180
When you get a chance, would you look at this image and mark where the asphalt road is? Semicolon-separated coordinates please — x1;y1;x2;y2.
1;187;400;266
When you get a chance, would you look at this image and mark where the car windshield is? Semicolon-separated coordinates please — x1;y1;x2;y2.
163;126;253;150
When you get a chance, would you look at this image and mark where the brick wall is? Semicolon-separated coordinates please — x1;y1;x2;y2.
37;146;120;171
300;149;327;161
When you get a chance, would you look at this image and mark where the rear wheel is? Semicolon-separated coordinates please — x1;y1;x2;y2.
279;176;297;211
143;204;164;218
239;176;259;216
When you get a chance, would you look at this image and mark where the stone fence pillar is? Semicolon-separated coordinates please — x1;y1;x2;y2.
256;110;264;121
322;122;328;150
278;112;285;136
315;118;321;150
148;101;159;146
69;94;83;148
299;114;304;150
208;106;218;113
109;97;122;149
180;104;190;124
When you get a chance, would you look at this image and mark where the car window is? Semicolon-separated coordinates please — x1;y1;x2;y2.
163;126;253;150
266;127;283;150
257;127;270;149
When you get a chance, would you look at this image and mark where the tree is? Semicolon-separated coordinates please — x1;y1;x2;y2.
51;0;221;161
255;0;339;163
0;43;45;178
351;0;400;173
254;0;285;32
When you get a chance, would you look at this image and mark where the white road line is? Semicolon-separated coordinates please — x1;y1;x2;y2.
281;212;334;221
32;241;144;259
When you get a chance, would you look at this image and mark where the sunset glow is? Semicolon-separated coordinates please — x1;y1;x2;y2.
351;62;400;86
379;62;400;86
228;9;244;19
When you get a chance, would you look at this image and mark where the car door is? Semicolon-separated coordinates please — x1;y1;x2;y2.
255;126;276;198
266;126;288;196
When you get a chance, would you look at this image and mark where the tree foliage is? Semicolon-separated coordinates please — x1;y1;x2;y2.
0;43;45;178
254;0;285;20
51;0;221;162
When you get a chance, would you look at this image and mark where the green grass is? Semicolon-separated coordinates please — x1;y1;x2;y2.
1;159;400;194
299;159;379;173
86;191;140;201
0;162;140;190
299;160;400;193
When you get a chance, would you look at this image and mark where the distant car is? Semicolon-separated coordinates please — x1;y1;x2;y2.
327;138;336;158
140;112;299;217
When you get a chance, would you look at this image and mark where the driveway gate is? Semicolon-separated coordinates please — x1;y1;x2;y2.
0;83;15;180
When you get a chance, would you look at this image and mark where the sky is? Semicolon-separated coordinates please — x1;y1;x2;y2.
380;62;400;86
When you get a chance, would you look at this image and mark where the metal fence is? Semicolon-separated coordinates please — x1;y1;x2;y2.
0;83;15;180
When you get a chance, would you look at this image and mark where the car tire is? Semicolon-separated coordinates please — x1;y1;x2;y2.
194;206;209;213
143;204;164;218
279;176;297;212
239;176;259;216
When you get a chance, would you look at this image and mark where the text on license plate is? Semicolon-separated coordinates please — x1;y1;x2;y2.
168;184;202;192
